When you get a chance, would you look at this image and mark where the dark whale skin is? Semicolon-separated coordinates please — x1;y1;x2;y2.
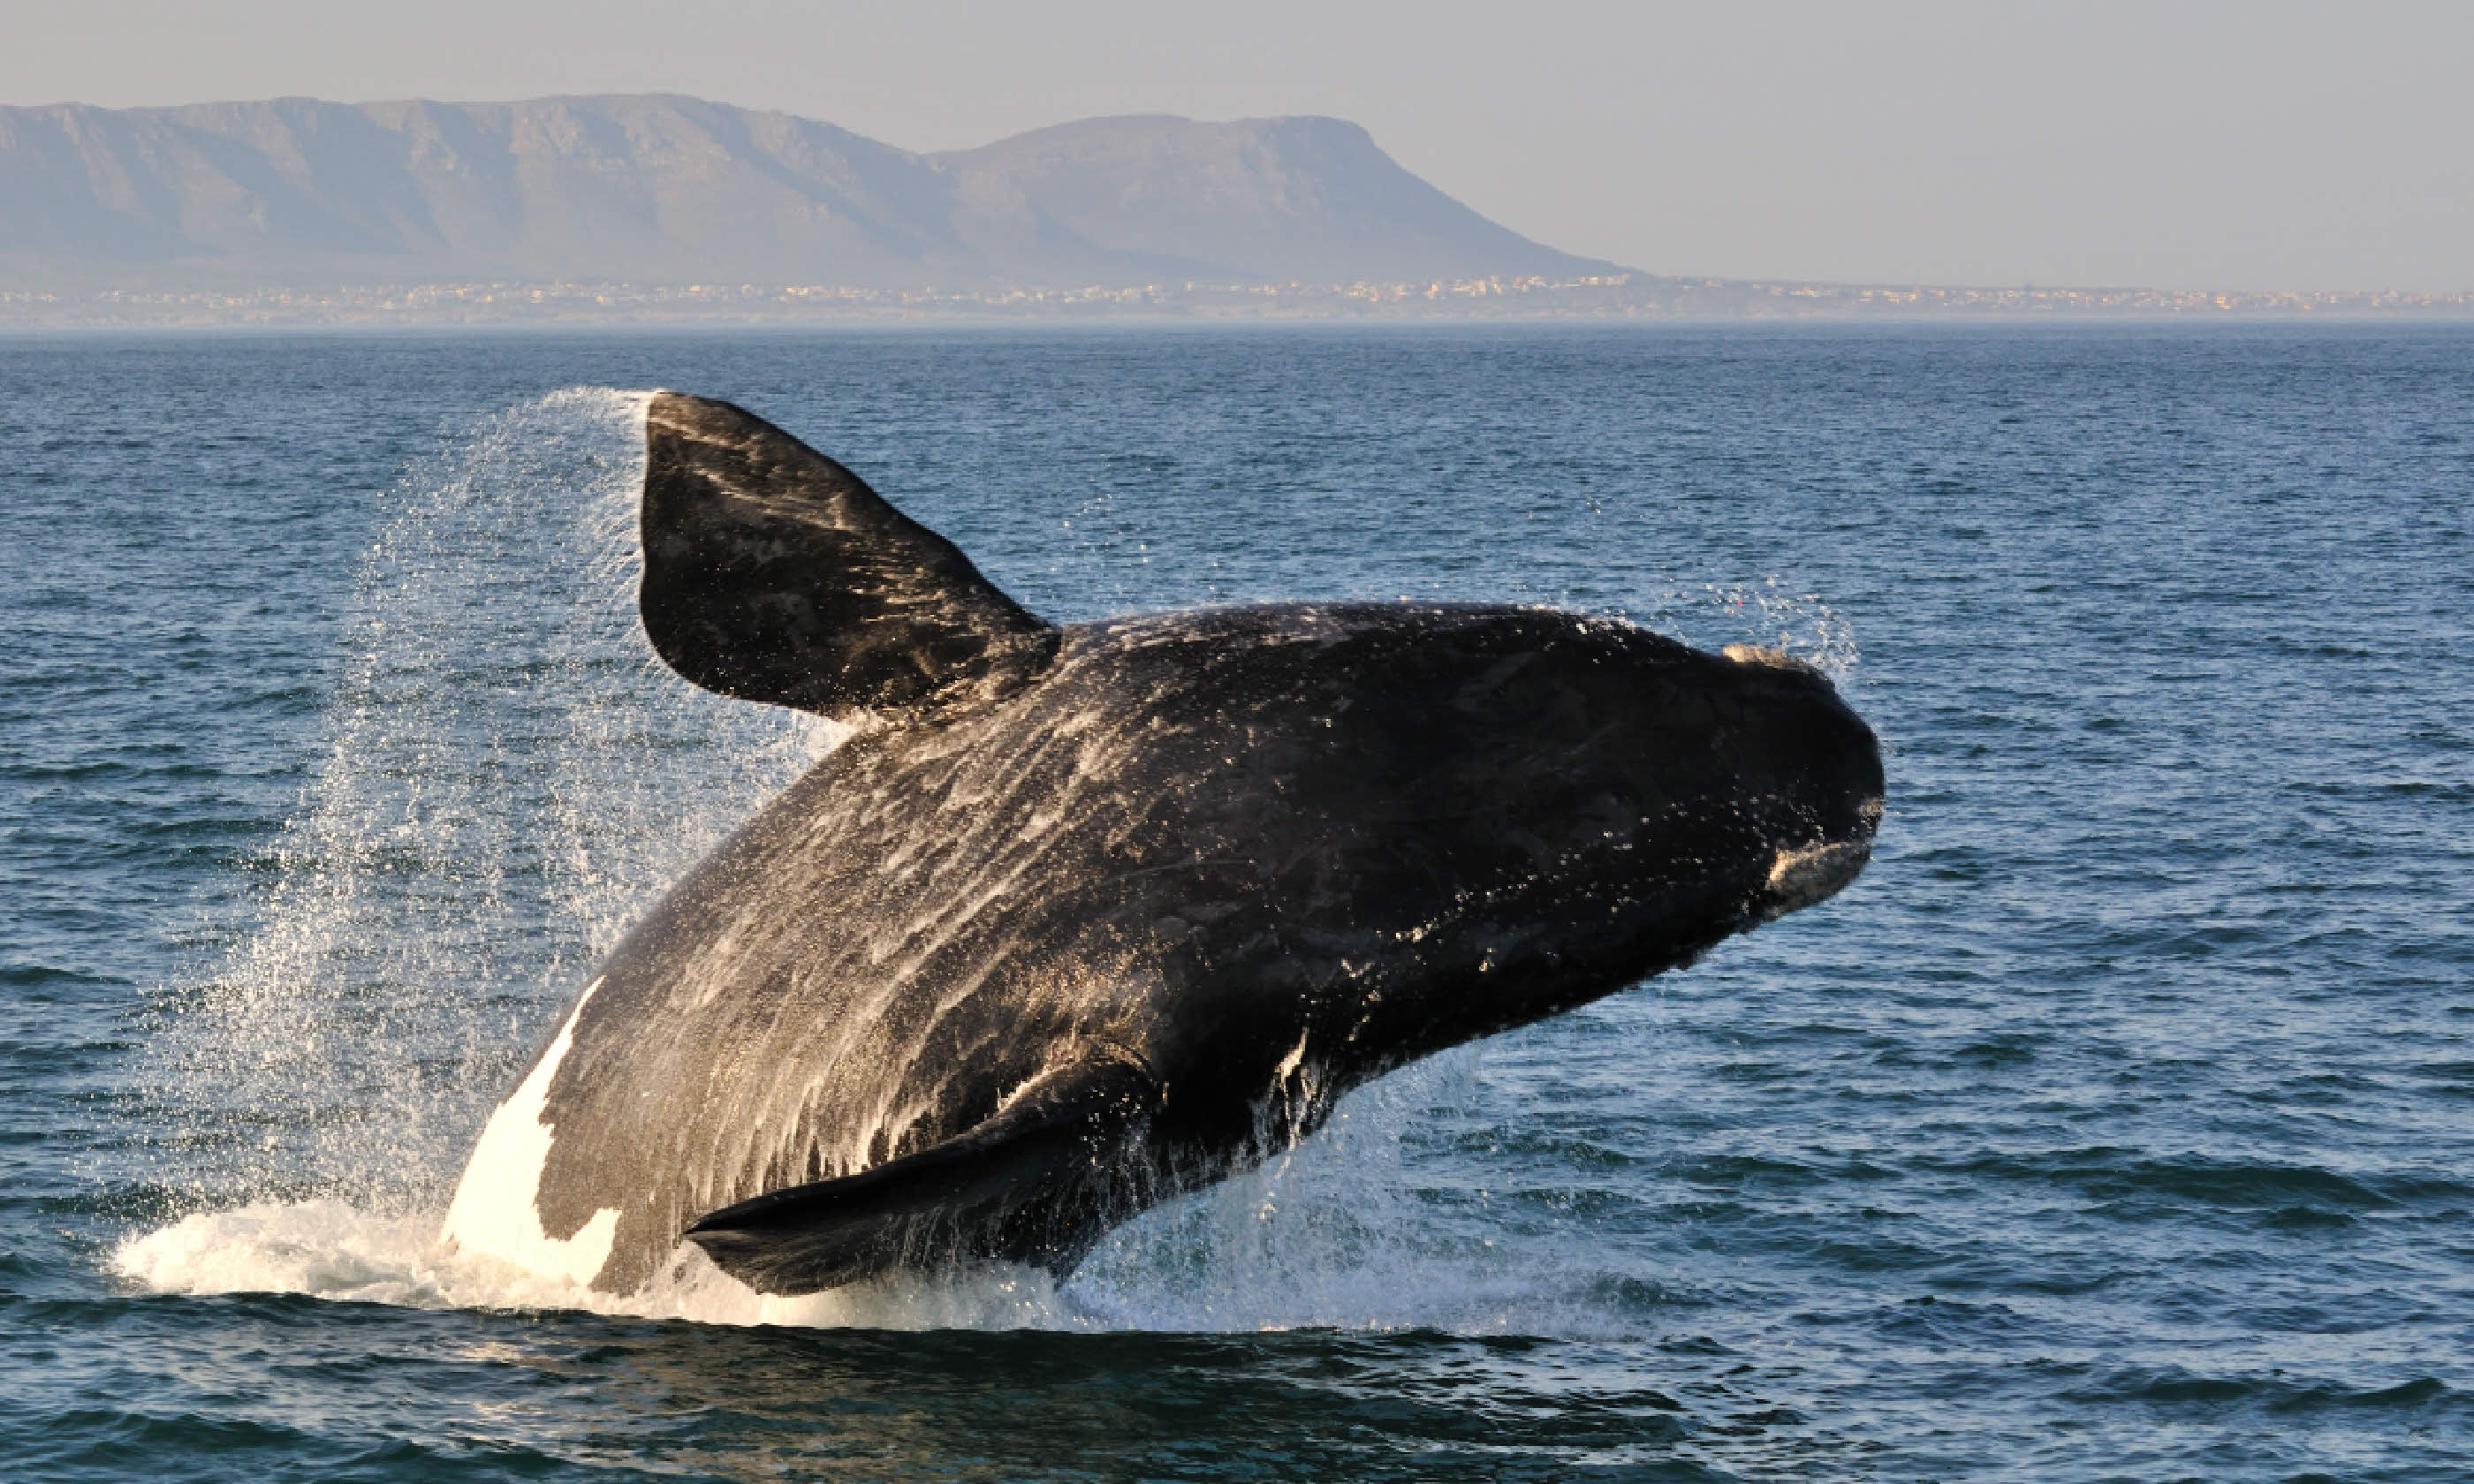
498;394;1886;1297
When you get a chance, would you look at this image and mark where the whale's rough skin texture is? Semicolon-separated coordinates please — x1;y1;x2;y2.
512;393;1885;1297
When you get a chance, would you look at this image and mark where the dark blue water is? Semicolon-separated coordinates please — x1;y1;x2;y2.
4;327;2470;1481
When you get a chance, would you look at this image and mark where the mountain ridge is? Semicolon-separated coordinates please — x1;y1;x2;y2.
0;94;1625;291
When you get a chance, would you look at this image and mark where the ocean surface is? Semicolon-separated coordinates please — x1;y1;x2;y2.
2;325;2469;1482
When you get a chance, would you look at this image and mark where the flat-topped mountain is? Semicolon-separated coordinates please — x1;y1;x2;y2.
0;95;1623;291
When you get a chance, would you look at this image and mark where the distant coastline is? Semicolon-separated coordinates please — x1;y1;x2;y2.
4;274;2469;329
8;93;2466;330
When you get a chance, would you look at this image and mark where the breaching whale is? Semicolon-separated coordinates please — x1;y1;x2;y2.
442;392;1885;1297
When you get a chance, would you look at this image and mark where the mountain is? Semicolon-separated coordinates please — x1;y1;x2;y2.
0;95;1624;291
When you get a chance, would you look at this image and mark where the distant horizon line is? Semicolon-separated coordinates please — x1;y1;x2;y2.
12;274;2468;301
8;268;2471;301
7;275;2470;330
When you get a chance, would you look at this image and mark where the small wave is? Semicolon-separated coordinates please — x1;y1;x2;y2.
1938;1147;2455;1210
2061;1364;2459;1414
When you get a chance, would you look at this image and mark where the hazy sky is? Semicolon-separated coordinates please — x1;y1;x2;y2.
9;0;2468;291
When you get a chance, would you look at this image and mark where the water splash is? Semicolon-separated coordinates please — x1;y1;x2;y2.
1688;576;1861;679
145;388;840;1215
1072;1048;1509;1332
117;1048;1537;1334
1602;575;1861;682
114;1200;1078;1329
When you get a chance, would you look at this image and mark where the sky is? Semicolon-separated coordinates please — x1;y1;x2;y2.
7;0;2468;292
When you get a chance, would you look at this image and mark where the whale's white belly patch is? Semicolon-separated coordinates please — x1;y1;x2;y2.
442;977;621;1287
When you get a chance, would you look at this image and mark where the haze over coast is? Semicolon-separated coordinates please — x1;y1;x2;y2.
3;93;2466;328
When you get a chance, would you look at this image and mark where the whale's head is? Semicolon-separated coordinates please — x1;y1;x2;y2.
1006;601;1885;1072
1642;640;1884;943
1711;642;1886;920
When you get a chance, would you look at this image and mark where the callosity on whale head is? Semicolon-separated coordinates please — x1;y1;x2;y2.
441;391;1885;1298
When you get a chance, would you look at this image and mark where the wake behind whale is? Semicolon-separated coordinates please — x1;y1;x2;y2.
437;394;1884;1300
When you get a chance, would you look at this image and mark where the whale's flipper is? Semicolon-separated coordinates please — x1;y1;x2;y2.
683;1056;1162;1295
641;392;1059;719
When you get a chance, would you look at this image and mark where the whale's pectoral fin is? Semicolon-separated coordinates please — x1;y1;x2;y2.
683;1056;1161;1296
641;392;1060;720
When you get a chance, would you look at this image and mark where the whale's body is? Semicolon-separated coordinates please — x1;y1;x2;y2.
444;393;1885;1297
